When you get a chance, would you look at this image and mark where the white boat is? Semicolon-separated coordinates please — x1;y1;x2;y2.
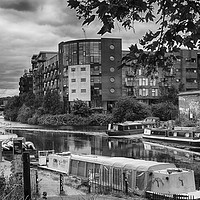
37;151;200;199
0;128;18;141
143;127;200;150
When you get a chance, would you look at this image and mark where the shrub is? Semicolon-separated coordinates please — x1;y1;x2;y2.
17;104;33;123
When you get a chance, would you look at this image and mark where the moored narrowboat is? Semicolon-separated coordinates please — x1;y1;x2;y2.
106;117;160;136
143;127;200;149
38;151;200;199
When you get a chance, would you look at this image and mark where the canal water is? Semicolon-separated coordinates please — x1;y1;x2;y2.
11;129;200;187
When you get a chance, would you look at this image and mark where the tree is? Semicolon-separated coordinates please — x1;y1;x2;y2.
67;0;200;75
159;85;178;105
43;89;63;115
71;99;92;117
112;96;151;122
19;92;35;108
151;102;178;121
4;96;22;121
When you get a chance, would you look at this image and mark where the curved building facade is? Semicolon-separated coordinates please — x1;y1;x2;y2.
59;38;122;113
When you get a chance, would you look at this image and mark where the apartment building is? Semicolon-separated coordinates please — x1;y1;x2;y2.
31;51;58;96
58;38;122;112
19;69;33;95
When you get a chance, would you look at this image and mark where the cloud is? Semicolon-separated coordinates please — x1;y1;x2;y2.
0;0;158;97
0;0;40;12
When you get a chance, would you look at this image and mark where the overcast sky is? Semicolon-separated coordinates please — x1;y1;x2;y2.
0;0;156;97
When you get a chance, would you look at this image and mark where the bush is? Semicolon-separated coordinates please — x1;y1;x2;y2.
88;114;113;126
151;102;178;121
17;104;33;123
36;113;112;127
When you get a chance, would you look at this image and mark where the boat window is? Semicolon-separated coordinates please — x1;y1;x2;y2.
185;132;190;137
130;125;135;129
118;125;124;131
194;133;200;138
124;126;129;130
113;168;122;190
169;131;173;136
77;161;86;177
86;162;94;177
123;170;133;190
136;171;145;191
102;165;110;184
173;132;177;137
70;159;78;175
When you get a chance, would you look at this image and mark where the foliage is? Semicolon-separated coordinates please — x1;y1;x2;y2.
71;99;92;117
4;96;22;121
36;113;112;126
88;114;113;126
17;104;33;123
112;96;151;122
159;85;179;105
176;114;197;127
42;89;63;115
67;0;200;76
151;102;178;121
19;92;35;108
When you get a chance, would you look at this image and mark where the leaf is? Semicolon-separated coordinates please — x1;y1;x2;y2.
67;0;80;9
82;15;95;25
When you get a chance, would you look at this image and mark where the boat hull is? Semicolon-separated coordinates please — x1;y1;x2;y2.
143;134;200;148
106;129;144;136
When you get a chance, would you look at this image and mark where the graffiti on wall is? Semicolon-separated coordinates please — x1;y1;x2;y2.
179;95;200;120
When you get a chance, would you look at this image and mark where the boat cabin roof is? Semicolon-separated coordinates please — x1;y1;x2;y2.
71;154;175;172
116;121;142;126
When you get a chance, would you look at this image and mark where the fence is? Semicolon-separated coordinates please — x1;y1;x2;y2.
87;169;196;200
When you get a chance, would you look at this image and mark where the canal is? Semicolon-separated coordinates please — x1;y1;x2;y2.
10;128;200;188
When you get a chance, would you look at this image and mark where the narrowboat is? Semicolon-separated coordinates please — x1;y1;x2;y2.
106;117;160;136
143;126;200;149
38;151;200;199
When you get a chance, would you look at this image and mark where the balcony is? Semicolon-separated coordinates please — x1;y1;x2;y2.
126;71;135;77
124;82;134;87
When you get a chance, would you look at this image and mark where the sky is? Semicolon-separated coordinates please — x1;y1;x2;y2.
0;0;157;97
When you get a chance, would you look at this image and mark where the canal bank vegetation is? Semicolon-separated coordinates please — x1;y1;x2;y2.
3;88;182;128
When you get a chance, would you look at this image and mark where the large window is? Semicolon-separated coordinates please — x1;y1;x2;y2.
79;41;101;64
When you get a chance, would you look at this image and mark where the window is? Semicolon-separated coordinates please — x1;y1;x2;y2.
110;77;115;83
81;89;86;93
71;68;75;72
110;56;115;61
138;69;142;75
94;66;99;71
81;67;86;71
71;79;76;82
110;67;115;72
81;78;86;82
110;88;115;93
150;79;156;86
191;58;196;62
110;44;115;50
152;88;158;96
71;89;76;93
139;88;148;96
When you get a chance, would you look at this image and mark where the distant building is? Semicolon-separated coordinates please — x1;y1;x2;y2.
19;69;33;95
31;51;58;96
